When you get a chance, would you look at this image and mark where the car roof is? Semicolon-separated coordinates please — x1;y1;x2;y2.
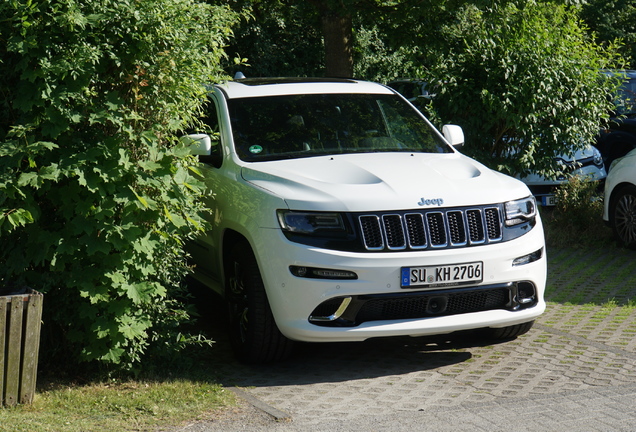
214;77;395;99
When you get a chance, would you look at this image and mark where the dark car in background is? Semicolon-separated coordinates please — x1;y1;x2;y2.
595;70;636;171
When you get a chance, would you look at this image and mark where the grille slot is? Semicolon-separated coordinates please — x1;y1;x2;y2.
359;205;503;251
485;208;502;240
382;214;406;250
447;211;466;245
427;212;446;246
405;213;427;248
356;288;509;322
309;285;515;326
466;209;485;243
359;215;384;250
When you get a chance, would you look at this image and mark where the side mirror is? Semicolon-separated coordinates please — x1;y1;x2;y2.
181;133;222;168
442;124;464;149
183;133;212;155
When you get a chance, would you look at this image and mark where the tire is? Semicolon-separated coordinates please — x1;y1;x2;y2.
610;185;636;250
225;241;293;363
481;320;534;340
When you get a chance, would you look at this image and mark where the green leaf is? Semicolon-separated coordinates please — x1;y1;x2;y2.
129;186;150;209
17;172;39;187
79;284;111;304
125;282;153;305
4;208;34;229
118;314;151;339
101;348;125;364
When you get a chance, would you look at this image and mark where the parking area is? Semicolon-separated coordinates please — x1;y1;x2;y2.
177;247;636;432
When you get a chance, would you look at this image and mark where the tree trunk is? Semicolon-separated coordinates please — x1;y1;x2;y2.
322;12;353;78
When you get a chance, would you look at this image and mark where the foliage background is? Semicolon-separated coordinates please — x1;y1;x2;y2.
0;0;238;369
221;0;627;176
422;1;622;177
1;0;634;371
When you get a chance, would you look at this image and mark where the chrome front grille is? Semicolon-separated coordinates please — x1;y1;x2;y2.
358;205;503;251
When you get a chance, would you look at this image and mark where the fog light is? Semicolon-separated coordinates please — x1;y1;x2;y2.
289;266;358;280
516;282;536;305
512;248;543;266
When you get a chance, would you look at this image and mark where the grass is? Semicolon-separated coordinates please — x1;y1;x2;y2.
0;291;237;432
0;373;236;432
545;245;636;307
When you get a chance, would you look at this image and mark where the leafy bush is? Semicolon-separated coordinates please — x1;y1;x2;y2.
553;176;603;222
353;25;423;83
541;175;610;248
0;0;238;369
424;1;622;178
222;1;324;78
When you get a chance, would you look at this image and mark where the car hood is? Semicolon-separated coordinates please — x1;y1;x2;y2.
240;152;531;212
556;145;597;162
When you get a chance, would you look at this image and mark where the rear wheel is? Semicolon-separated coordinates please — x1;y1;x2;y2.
481;320;534;340
225;241;293;363
610;185;636;250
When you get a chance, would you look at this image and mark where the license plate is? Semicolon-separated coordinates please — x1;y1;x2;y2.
401;262;483;288
541;195;557;206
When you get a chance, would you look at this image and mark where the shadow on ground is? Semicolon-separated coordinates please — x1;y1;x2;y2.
188;277;519;388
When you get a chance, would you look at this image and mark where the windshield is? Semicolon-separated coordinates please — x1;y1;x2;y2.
227;93;452;162
616;78;636;116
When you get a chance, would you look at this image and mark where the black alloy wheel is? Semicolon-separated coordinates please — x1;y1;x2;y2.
225;241;293;363
610;185;636;250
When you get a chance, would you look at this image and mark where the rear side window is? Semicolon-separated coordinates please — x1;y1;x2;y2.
227;93;451;162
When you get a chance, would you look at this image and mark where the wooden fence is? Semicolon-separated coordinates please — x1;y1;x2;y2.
1;289;43;406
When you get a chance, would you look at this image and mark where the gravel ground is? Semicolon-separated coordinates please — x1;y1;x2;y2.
168;246;636;431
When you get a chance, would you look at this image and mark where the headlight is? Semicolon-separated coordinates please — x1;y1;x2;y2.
592;147;604;168
277;210;346;235
504;196;537;227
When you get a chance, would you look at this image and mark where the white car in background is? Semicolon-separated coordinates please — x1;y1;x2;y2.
518;145;606;206
603;148;636;249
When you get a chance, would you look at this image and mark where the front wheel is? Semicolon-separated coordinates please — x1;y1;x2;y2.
610;185;636;250
225;241;293;363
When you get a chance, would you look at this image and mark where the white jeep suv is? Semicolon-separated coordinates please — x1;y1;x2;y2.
186;77;547;363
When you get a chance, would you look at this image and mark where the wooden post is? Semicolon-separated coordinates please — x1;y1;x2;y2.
1;289;43;406
0;298;6;406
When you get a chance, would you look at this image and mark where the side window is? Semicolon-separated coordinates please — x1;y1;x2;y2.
199;99;223;168
201;100;221;140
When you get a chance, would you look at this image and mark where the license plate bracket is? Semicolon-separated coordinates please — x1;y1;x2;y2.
401;262;483;289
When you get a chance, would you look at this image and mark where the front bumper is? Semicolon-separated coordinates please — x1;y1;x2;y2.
253;221;547;342
309;281;538;326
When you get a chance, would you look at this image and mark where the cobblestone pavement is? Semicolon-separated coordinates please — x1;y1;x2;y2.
176;247;636;431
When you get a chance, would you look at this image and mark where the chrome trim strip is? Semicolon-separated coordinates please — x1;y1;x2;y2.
309;297;352;322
